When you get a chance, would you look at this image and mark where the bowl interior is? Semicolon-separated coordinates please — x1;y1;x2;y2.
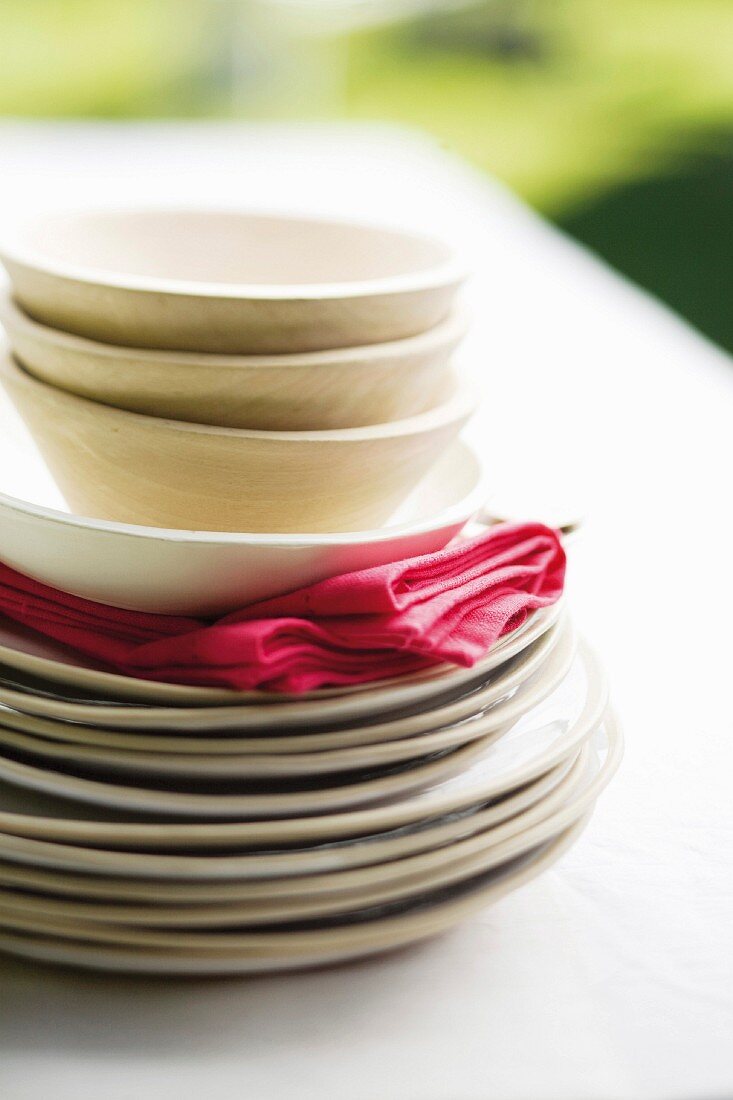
0;381;482;538
9;210;454;289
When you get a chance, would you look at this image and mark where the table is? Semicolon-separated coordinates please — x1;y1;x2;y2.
0;123;731;1100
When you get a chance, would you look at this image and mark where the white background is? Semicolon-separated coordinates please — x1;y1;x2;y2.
0;124;731;1100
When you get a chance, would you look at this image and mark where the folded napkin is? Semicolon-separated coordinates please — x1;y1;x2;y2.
0;522;565;693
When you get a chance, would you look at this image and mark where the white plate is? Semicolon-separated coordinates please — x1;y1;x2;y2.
0;603;562;730
0;819;590;974
0;620;572;779
0;629;574;820
0;600;552;717
0;752;579;904
0;598;545;708
0;732;613;927
0;751;583;903
0;640;608;863
0;732;503;821
0;616;566;758
0;628;573;821
0;768;608;950
0;616;563;755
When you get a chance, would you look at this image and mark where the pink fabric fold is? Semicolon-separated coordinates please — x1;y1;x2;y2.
0;522;565;692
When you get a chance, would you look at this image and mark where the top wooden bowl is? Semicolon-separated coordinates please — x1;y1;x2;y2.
0;209;467;354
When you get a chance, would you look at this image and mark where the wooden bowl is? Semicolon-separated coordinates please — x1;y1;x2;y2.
0;350;476;535
0;367;485;614
0;209;467;354
0;293;467;431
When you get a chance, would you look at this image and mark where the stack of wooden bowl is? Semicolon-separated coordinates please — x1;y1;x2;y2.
0;209;621;974
0;209;475;535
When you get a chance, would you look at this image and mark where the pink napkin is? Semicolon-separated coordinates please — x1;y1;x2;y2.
0;522;565;692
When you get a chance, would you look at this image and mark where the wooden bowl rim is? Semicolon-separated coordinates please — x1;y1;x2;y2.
0;290;469;370
0;207;468;301
0;347;478;443
0;363;486;547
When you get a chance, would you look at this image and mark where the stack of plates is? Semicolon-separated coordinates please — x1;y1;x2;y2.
0;602;621;974
0;209;474;537
0;208;621;973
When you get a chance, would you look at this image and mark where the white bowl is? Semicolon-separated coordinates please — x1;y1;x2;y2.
0;291;467;430
0;369;485;614
0;208;467;354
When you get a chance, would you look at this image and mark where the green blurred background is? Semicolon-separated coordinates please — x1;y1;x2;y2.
2;0;732;350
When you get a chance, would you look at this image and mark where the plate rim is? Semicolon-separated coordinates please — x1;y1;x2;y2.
0;817;592;974
0;602;563;728
0;640;609;863
0;619;572;776
0;736;605;927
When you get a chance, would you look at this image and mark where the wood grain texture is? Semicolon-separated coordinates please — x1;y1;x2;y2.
0;209;466;353
0;350;476;533
1;293;467;430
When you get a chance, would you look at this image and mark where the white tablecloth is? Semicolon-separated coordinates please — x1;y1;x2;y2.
0;123;731;1100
